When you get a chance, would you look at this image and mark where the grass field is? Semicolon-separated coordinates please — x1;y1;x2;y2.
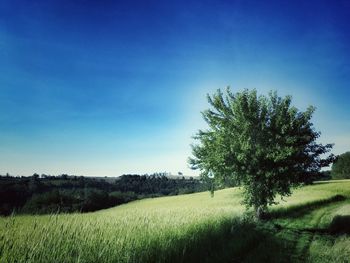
1;180;350;263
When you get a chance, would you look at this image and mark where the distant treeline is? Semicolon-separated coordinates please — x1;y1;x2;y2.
0;173;212;216
0;170;332;216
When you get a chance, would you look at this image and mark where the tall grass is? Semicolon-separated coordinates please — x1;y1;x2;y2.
1;180;350;263
0;189;244;263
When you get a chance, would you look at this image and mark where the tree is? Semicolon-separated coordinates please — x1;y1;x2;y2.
331;152;350;179
189;88;335;219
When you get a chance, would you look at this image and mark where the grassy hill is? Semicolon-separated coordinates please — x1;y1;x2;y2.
1;180;350;262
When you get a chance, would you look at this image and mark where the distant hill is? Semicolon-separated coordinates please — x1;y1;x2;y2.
0;173;206;216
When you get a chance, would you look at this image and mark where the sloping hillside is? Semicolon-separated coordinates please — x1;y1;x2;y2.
1;180;350;262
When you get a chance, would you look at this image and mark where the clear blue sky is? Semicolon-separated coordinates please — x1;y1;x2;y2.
0;0;349;176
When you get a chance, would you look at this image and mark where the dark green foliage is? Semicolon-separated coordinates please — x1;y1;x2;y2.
81;189;112;212
0;175;44;215
317;170;332;181
116;174;203;195
331;151;350;179
189;88;335;215
22;190;76;214
0;174;207;215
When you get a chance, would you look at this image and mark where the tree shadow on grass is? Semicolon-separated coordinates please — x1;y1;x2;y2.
269;194;346;220
328;215;350;235
272;215;350;237
178;218;293;263
267;194;350;236
169;196;348;263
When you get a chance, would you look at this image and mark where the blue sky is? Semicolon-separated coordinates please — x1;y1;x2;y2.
0;0;349;176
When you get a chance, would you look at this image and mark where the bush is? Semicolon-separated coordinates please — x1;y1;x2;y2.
331;152;350;179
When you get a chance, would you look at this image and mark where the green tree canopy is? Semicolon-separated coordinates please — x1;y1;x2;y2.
189;88;335;218
331;152;350;179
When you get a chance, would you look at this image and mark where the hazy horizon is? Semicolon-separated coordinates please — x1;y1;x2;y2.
1;0;349;177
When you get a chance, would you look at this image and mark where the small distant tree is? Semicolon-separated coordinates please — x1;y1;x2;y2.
60;174;68;180
331;152;350;179
189;88;335;219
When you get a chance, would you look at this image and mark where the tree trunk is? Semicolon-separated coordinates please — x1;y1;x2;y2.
255;206;268;220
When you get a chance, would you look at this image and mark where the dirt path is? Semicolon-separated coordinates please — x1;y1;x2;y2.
234;199;348;263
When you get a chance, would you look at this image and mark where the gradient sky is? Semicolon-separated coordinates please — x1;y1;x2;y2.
0;0;349;176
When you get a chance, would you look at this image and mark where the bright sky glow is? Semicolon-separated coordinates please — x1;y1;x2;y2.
0;0;349;176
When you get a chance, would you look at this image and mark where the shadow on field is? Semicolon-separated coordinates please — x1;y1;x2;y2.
329;215;350;235
269;194;346;219
168;196;349;263
175;219;293;263
215;223;293;263
271;214;350;237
